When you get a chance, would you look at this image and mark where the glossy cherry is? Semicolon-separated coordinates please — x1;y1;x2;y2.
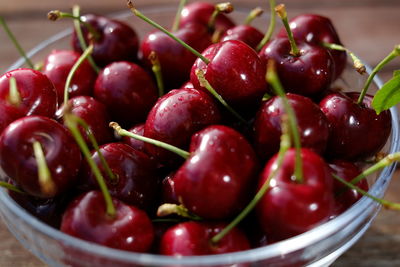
253;93;329;162
174;125;259;219
0;103;25;134
161;172;179;205
61;190;154;252
122;123;146;153
94;61;158;127
72;14;139;67
160;221;250;256
319;92;392;160
256;148;335;241
0;116;82;198
221;25;264;50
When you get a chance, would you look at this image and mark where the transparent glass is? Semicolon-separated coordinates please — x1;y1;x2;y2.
0;5;399;267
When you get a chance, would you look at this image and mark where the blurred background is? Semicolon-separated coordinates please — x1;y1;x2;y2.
0;0;399;266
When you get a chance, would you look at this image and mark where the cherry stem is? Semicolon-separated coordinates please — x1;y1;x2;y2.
157;203;202;221
0;16;34;69
211;115;291;244
244;7;263;25
172;0;187;32
148;51;164;97
266;60;303;183
110;122;190;159
33;141;56;197
208;2;234;31
47;10;100;41
256;0;276;51
8;77;21;106
72;5;101;74
195;69;247;124
357;45;400;105
63;44;94;107
0;181;26;194
127;0;210;65
333;174;400;210
64;113;116;218
275;4;300;57
321;42;366;74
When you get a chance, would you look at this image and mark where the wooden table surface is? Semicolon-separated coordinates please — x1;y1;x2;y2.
0;0;399;266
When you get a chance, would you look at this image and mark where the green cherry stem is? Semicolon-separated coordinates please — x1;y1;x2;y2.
211;115;291;244
127;0;210;65
244;7;263;25
195;69;247;124
33;141;56;197
0;181;25;194
110;122;190;159
275;4;300;57
256;0;276;51
64;113;116;218
208;2;234;31
357;44;400;105
266;60;303;183
321;42;366;74
148;51;165;97
172;0;187;32
8;77;21;106
0;16;34;69
157;203;202;221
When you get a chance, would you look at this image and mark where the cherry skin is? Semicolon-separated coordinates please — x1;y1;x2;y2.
0;68;58;118
80;142;159;210
0;116;82;198
0;103;25;135
61;190;154;252
319;92;392;160
160;221;250;256
42;50;96;104
144;88;221;167
253;93;329;162
121;123;146;153
256;148;335;241
221;25;264;50
259;38;334;96
191;40;268;111
161;172;179;205
72;14;139;67
276;14;346;79
141;23;212;90
174;125;259;219
94;61;158;127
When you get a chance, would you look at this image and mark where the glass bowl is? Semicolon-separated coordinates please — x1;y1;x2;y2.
0;4;399;267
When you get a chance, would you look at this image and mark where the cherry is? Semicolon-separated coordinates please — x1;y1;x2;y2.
253;93;329;162
0;103;25;134
61;190;154;252
161;172;179;205
319;92;392;160
160;221;250;256
42;50;96;104
80;142;159;210
174;125;259;219
72;14;139;67
144;88;221;166
141;23;212;90
0;68;58;118
94;61;158;127
221;25;264;50
256;148;335;241
121;123;146;153
0;116;82;198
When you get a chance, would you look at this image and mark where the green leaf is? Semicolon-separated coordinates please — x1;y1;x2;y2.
372;70;400;114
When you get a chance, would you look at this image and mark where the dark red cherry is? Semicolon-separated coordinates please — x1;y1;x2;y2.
221;25;264;50
257;148;335;241
72;14;139;67
0;103;25;134
259;38;334;96
191;40;268;111
160;221;250;256
0;68;58;118
141;23;212;89
0;116;81;198
94;61;158;127
42;50;96;104
161;172;179;205
253;93;329;162
174;125;259;219
319;92;392;160
277;14;346;79
144;88;221;167
121;123;146;153
61;190;154;252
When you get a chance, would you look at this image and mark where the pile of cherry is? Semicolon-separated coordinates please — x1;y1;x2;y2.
0;0;396;258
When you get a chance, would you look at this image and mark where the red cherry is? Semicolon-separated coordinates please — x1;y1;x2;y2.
0;103;25;134
221;25;264;50
121;123;146;153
